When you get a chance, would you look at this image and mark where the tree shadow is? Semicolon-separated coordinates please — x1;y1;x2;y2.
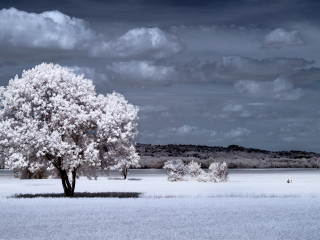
9;192;142;198
107;177;125;180
128;178;141;181
107;177;141;181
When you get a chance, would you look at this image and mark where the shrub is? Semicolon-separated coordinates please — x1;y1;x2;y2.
163;159;187;181
188;160;203;178
209;162;229;182
164;159;229;183
187;160;212;182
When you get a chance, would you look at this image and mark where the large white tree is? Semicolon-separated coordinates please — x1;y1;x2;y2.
0;63;139;197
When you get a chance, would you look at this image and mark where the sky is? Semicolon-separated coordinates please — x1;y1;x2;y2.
0;0;320;152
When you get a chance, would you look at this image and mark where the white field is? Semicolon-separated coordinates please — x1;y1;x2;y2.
0;169;319;239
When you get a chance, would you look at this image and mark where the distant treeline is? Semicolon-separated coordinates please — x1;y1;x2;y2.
136;143;320;169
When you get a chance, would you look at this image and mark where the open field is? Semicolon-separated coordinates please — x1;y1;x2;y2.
0;169;319;239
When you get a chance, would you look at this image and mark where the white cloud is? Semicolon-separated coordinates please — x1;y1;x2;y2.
170;24;261;59
223;127;251;138
247;103;266;106
210;130;218;137
282;137;296;142
69;66;108;82
167;56;320;84
0;8;95;50
140;105;169;112
0;8;184;59
262;28;305;48
117;56;320;85
158;125;218;138
91;27;185;58
172;125;197;135
117;56;319;85
106;61;178;86
239;111;252;118
160;112;174;120
222;104;244;112
200;56;315;82
156;125;250;141
234;78;303;100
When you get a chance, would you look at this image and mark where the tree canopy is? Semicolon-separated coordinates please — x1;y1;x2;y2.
0;63;139;196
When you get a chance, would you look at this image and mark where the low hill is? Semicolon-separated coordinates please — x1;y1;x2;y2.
136;143;320;169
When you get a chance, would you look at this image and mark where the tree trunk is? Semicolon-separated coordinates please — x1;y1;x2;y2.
122;168;127;180
59;169;76;197
50;156;77;197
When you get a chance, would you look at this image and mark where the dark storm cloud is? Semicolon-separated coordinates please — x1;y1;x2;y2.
3;0;320;28
290;67;320;84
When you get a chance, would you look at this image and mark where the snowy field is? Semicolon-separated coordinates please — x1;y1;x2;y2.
0;169;319;239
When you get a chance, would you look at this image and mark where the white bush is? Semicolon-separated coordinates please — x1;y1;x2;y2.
163;159;187;181
188;161;203;178
164;159;229;183
188;160;212;182
209;162;229;182
195;172;213;182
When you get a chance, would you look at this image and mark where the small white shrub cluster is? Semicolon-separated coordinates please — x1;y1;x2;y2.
163;159;187;181
163;159;228;182
187;161;210;182
209;162;229;182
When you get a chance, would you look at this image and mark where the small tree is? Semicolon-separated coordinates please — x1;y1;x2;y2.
106;146;140;179
0;63;139;197
163;159;187;181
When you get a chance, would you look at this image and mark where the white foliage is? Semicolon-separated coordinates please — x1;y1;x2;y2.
194;173;213;182
108;144;140;179
188;160;214;182
188;161;228;182
209;162;229;182
14;161;59;179
163;159;187;181
0;63;139;192
188;160;204;178
164;159;229;183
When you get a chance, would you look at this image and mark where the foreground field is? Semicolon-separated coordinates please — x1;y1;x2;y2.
0;169;319;239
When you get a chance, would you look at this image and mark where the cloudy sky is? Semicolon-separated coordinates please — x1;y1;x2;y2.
1;0;320;152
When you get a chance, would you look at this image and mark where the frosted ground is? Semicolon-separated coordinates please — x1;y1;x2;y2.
0;169;319;239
